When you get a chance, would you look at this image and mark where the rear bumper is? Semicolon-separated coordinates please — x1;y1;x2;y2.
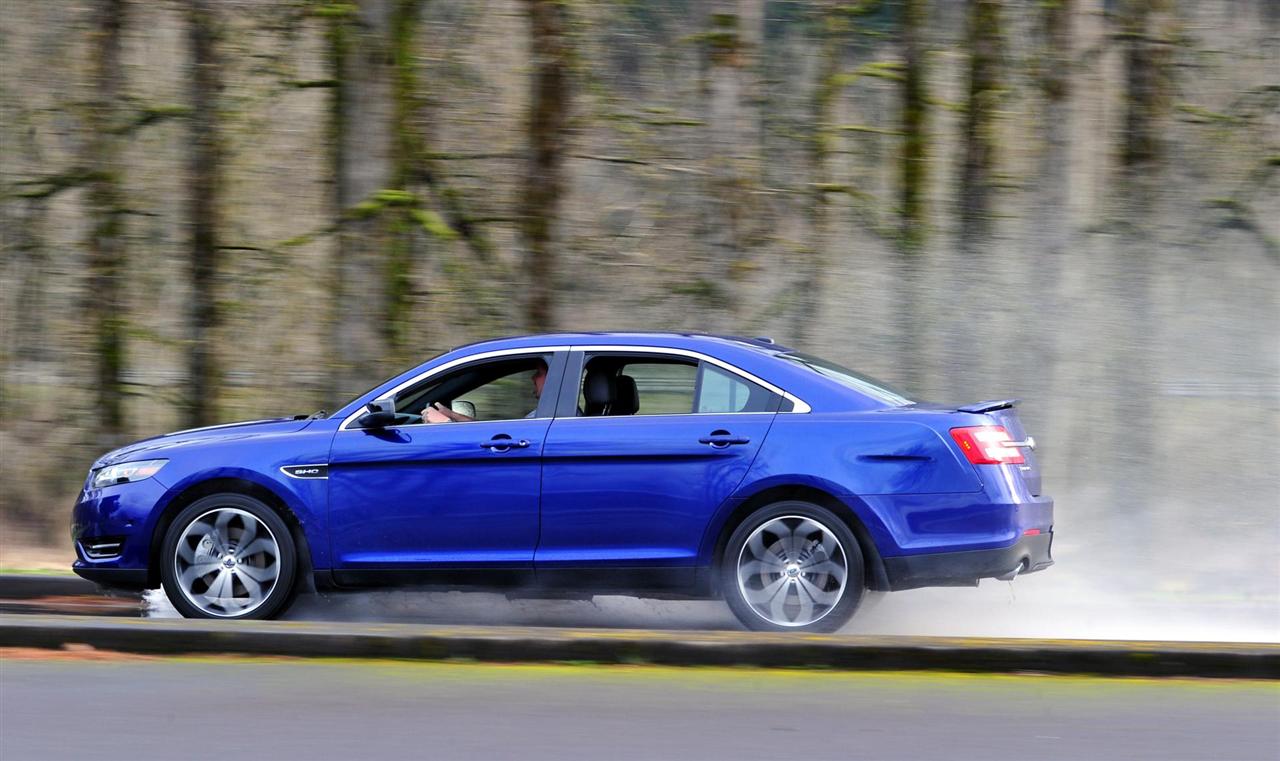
882;532;1053;591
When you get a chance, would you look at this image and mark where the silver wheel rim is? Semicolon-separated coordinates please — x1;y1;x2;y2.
173;507;280;617
736;514;848;627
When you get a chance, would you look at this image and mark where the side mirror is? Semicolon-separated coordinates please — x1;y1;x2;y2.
356;400;397;429
451;400;476;419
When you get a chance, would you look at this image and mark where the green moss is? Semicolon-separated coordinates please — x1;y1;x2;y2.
373;189;417;206
1175;102;1238;123
313;3;357;19
410;208;459;240
837;124;906;136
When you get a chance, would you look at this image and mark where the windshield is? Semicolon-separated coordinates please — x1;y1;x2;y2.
779;352;915;407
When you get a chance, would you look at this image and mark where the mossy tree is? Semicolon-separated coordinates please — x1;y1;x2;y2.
895;0;928;392
793;0;858;344
956;0;1003;253
701;1;764;330
84;0;128;445
327;0;397;403
1120;0;1173;172
1111;0;1177;533
1024;0;1074;400
899;0;927;254
185;0;223;428
522;0;573;333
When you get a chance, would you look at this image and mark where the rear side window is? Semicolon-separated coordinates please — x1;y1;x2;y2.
578;357;698;416
696;363;777;413
577;353;779;416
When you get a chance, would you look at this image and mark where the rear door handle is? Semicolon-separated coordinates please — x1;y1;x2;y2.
698;433;750;448
480;437;530;451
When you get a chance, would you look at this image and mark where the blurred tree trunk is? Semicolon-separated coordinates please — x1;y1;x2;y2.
387;0;424;359
84;0;128;444
792;2;842;344
895;0;928;392
522;0;572;333
328;0;396;403
703;1;762;330
1023;0;1074;415
1120;0;1172;170
899;0;927;253
1035;0;1072;280
956;0;1002;252
185;0;222;427
1110;0;1175;538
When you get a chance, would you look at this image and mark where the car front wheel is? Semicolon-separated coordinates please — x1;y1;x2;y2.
722;501;864;633
160;493;297;620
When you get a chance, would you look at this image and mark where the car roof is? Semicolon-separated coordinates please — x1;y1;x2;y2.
450;332;793;356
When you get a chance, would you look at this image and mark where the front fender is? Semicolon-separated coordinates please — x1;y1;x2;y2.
149;442;332;569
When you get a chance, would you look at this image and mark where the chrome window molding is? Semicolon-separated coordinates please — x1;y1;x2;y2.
338;346;569;431
338;343;811;432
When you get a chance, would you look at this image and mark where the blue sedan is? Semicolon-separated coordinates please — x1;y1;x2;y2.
72;333;1053;632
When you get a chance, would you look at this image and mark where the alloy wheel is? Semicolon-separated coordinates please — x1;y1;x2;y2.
735;514;848;627
173;507;281;617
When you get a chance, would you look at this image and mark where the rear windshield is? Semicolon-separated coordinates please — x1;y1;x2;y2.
779;352;915;407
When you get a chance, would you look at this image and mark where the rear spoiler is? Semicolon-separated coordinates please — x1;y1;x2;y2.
957;399;1020;414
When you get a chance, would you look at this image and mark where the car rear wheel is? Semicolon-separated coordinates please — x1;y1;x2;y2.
721;501;864;633
160;493;297;620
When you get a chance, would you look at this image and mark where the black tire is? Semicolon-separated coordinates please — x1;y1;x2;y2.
721;501;865;633
160;493;298;620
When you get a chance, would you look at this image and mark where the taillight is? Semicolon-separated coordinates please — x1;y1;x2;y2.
950;426;1026;465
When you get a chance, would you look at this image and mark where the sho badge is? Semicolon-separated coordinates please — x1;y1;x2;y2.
280;465;328;479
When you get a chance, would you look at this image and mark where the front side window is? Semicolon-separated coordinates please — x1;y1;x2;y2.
394;354;552;423
576;353;779;417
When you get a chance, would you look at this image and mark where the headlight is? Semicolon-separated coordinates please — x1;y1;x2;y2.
91;459;168;489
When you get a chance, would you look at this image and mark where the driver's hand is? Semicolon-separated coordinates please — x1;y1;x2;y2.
423;404;452;423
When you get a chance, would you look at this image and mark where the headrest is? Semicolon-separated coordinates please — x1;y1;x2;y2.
614;375;639;415
582;368;616;416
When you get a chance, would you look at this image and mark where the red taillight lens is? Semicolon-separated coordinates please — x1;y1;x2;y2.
950;425;1026;465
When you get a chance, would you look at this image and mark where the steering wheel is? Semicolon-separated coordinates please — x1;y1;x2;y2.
392;412;422;425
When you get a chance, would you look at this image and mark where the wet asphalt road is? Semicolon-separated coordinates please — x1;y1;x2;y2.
2;657;1276;761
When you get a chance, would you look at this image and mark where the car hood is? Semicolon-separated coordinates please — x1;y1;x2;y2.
92;418;314;468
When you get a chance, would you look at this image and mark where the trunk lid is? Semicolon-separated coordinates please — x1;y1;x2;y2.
975;402;1042;496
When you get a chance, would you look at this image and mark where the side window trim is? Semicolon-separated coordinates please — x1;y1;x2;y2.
338;346;570;431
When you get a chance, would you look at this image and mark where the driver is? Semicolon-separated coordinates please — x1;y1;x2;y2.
422;358;548;423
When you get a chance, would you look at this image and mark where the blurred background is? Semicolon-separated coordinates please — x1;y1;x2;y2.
1;0;1276;627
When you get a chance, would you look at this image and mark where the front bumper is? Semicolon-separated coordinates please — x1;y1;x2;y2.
72;566;151;590
71;477;168;590
882;532;1054;591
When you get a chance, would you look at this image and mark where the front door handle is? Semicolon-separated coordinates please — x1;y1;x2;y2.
698;432;750;448
480;437;530;451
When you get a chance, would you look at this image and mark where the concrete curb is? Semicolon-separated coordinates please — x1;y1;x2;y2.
0;574;100;599
1;614;1276;679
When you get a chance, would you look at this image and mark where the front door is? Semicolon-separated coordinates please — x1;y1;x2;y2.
327;350;563;582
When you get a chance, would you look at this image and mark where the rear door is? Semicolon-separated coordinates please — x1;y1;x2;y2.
536;349;780;579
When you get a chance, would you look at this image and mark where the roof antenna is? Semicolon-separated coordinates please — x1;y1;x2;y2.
754;336;775;344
